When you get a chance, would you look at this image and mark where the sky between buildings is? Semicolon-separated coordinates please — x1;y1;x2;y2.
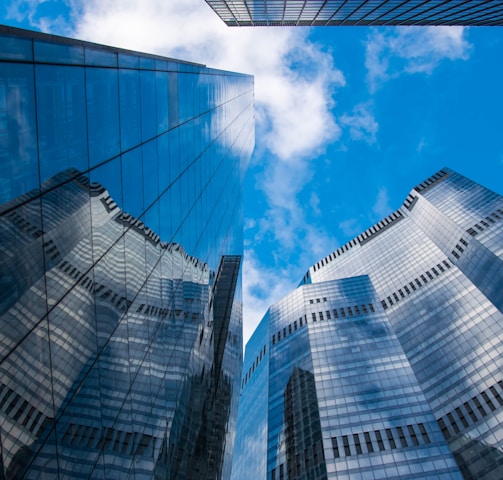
3;0;503;344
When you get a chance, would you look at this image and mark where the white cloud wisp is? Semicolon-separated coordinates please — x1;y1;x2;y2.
366;26;472;92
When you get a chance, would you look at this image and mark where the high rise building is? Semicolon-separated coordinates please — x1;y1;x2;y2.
0;25;254;479
205;0;503;26
233;168;503;479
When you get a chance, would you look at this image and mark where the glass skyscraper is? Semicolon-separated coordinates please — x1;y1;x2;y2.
205;0;503;26
0;25;254;479
233;168;503;479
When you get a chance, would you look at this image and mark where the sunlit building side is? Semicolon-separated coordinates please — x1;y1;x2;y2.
234;168;503;479
0;25;254;479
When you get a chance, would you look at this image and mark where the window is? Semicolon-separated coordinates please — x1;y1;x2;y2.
353;434;362;454
375;430;385;451
481;391;496;411
386;429;396;449
396;426;407;447
408;425;419;445
464;402;477;422
418;423;430;443
342;435;351;456
364;432;373;453
472;396;486;416
454;407;468;427
326;310;331;319
490;386;503;406
332;437;339;458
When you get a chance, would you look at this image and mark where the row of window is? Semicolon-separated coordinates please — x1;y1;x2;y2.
437;379;503;440
313;210;404;272
466;207;503;237
5;209;44;239
451;237;468;261
309;297;327;304
332;422;431;459
241;344;267;389
43;238;61;261
381;258;452;310
61;422;154;457
244;301;379;389
403;193;419;211
270;439;324;480
311;169;451;275
116;210;161;246
357;210;404;246
413;169;449;193
0;382;48;437
271;303;377;347
59;258;190;320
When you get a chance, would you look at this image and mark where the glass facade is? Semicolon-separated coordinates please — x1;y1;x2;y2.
0;25;254;479
234;168;503;479
233;275;462;479
205;0;503;26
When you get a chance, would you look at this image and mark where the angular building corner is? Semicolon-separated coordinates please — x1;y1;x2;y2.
0;25;254;478
234;168;503;479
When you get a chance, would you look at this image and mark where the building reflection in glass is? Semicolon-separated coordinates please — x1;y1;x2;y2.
0;172;242;479
284;368;326;480
0;25;254;479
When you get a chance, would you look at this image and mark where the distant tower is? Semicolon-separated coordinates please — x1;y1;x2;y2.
233;168;503;479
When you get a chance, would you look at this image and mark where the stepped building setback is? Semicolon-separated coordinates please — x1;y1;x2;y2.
206;0;503;26
233;168;503;480
0;25;254;479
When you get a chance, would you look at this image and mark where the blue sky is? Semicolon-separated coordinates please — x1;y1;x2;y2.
3;0;502;343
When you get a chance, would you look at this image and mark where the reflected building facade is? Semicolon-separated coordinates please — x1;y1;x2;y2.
205;0;503;26
233;168;503;479
0;26;254;479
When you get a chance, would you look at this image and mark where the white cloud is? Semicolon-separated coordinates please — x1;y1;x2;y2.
340;103;378;144
14;0;346;345
339;218;362;238
242;250;297;344
372;187;392;218
366;26;472;92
